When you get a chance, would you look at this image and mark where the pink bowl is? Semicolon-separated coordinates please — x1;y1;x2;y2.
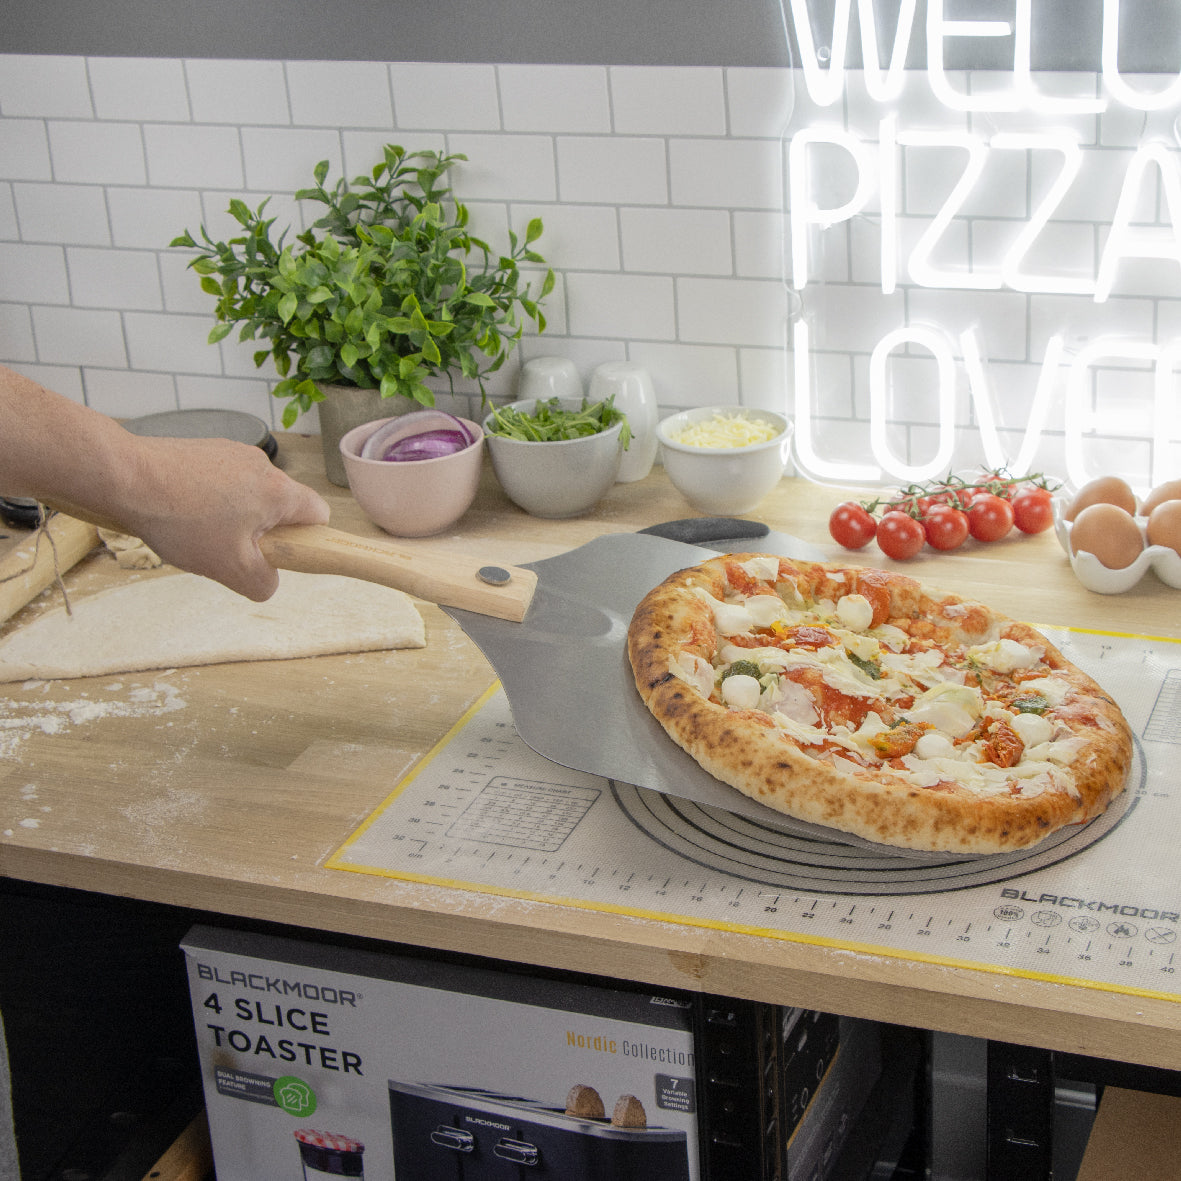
339;416;484;537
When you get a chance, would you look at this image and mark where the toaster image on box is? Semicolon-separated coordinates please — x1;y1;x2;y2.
388;1081;690;1180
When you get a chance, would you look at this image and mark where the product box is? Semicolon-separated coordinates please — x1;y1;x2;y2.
782;1017;882;1179
756;1008;884;1180
181;926;703;1180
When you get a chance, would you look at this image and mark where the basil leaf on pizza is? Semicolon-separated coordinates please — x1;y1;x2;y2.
626;554;1132;854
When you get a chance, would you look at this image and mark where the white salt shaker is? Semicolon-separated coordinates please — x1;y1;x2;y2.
588;362;658;482
516;355;583;403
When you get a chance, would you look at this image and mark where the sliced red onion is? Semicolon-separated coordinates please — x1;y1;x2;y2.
381;429;472;462
360;410;476;460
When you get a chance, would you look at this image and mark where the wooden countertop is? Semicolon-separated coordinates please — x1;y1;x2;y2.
2;436;1179;1069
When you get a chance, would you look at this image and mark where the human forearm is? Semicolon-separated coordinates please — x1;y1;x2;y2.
0;370;139;525
0;368;331;600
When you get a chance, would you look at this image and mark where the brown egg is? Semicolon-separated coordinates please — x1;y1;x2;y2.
1070;503;1145;569
1065;476;1138;521
1146;499;1181;556
1141;480;1181;516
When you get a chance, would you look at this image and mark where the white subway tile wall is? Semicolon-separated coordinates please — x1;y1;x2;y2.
0;55;1178;489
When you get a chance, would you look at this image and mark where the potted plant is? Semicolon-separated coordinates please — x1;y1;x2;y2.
171;144;554;484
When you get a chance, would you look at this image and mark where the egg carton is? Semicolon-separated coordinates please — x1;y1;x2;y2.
1052;495;1181;594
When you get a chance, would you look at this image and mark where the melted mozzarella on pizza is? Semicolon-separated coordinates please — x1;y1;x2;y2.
672;573;1083;800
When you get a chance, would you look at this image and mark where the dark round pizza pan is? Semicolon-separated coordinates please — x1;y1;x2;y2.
122;408;278;461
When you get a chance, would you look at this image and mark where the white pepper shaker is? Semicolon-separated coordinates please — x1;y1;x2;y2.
588;362;658;482
516;355;583;403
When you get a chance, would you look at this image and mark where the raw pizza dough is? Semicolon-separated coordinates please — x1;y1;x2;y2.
0;571;425;682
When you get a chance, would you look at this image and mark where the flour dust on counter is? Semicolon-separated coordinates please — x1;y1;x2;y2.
0;678;187;760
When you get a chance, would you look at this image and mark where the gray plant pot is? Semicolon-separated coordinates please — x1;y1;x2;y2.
316;384;392;486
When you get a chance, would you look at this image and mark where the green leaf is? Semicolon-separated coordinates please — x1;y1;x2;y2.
171;142;553;427
207;323;233;344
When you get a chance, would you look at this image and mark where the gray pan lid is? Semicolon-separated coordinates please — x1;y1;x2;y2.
122;408;276;457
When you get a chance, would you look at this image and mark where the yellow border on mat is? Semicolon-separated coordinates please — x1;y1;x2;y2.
326;628;1181;1006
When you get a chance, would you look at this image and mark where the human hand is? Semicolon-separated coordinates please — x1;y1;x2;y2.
120;436;331;601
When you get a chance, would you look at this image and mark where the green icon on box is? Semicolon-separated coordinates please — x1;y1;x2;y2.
273;1075;317;1118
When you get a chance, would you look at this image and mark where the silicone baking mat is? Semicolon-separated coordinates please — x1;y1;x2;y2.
328;627;1181;1001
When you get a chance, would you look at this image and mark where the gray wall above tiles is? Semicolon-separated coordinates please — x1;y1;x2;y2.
4;0;1180;70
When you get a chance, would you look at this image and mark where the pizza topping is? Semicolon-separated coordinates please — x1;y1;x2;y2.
1009;711;1054;747
981;719;1026;768
870;720;932;759
720;673;762;710
836;593;875;632
671;558;1119;804
967;637;1040;673
1010;691;1050;715
668;651;714;698
720;658;762;682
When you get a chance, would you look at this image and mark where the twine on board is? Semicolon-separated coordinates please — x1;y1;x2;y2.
0;506;73;616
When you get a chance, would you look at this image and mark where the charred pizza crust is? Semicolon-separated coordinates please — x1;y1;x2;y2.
626;554;1132;854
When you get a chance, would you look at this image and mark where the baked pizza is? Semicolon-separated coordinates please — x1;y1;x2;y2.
626;554;1132;853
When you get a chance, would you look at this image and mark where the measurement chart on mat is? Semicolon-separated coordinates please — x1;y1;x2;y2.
329;629;1181;1001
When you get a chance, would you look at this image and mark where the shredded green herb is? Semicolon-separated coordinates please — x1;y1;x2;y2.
847;652;883;680
1010;692;1050;715
487;395;631;448
721;659;763;682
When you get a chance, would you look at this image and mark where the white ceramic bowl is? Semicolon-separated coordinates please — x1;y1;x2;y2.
483;398;624;518
657;407;793;515
339;416;483;537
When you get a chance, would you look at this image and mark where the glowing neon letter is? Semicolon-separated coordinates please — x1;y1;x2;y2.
1065;338;1160;488
1154;342;1181;490
1102;0;1181;111
995;132;1093;295
858;0;919;104
788;127;876;291
791;320;882;482
869;325;957;482
786;0;919;107
900;129;1002;290
961;330;1066;475
926;0;1019;112
1094;142;1181;303
880;114;899;295
1013;0;1106;114
788;0;852;107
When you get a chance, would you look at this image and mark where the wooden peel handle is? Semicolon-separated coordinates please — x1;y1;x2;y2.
259;524;537;622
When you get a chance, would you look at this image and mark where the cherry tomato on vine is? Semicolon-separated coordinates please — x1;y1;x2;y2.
876;510;925;560
922;504;970;551
828;501;877;549
967;493;1015;542
1010;486;1054;535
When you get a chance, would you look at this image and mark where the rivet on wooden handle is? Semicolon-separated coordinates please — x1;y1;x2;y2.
259;524;537;622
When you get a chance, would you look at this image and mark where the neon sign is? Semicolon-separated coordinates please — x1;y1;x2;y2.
782;0;1181;490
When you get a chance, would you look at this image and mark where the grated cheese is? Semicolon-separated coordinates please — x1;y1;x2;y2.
669;411;779;448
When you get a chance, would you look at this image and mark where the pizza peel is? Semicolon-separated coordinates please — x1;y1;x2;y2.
437;519;922;846
260;519;972;854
